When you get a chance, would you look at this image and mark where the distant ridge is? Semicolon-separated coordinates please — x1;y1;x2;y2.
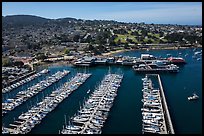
2;15;50;26
2;14;202;27
2;15;119;27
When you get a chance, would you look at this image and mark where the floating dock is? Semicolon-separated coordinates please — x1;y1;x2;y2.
2;70;70;115
3;73;91;134
60;73;123;134
2;69;50;94
141;74;174;134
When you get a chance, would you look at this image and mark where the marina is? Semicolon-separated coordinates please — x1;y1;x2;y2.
60;73;123;134
1;2;202;134
2;69;49;94
2;70;69;116
2;73;91;134
2;71;36;94
141;74;174;134
2;48;202;134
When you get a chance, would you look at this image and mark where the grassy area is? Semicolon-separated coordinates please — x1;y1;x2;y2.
143;38;150;43
114;34;127;43
148;33;160;38
114;34;138;43
154;34;160;38
138;30;142;35
161;39;168;42
114;31;168;44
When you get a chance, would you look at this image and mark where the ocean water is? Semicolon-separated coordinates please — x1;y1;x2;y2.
2;48;202;134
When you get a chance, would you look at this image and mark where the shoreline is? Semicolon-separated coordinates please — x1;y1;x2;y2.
101;46;202;56
34;46;202;70
34;61;73;70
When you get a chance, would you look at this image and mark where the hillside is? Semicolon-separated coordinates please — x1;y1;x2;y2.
2;15;50;26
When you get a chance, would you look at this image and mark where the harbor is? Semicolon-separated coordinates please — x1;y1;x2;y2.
2;72;91;134
73;53;187;73
73;53;186;67
2;48;202;134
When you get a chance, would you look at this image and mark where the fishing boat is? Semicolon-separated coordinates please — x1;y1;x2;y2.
188;93;199;101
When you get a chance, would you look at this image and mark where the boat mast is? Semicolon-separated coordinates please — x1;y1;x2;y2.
108;66;111;74
64;114;67;128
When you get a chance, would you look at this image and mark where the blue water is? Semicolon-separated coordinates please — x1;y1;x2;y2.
2;48;202;134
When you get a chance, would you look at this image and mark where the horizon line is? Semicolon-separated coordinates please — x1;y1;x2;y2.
3;14;202;26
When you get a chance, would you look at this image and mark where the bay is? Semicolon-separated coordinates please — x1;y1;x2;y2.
2;48;202;134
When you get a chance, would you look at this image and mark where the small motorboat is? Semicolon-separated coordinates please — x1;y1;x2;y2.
40;69;49;74
87;89;91;94
188;93;199;101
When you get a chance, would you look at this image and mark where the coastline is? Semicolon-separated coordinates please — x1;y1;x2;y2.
34;61;73;70
33;46;202;70
101;46;202;56
102;49;131;56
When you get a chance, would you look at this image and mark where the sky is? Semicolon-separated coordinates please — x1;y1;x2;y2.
2;2;202;25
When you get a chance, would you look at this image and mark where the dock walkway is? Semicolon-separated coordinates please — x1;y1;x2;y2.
146;74;175;134
157;74;175;134
3;73;91;134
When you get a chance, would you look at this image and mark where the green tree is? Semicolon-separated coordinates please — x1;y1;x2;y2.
117;39;122;45
73;34;80;42
109;40;117;46
93;48;101;55
88;44;94;50
147;39;153;44
2;57;12;67
85;35;92;43
64;48;70;55
124;43;129;49
36;53;47;60
131;31;139;36
13;61;24;67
